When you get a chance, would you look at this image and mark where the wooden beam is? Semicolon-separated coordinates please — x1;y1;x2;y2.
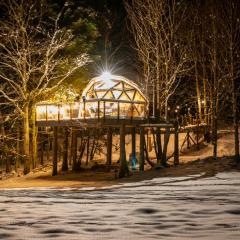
174;123;179;165
62;127;69;172
119;124;129;178
72;128;78;172
140;123;174;128
52;126;58;176
139;127;145;171
106;127;113;165
86;131;90;166
131;127;136;170
156;127;162;163
161;128;170;166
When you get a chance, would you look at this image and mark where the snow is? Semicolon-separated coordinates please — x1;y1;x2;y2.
0;172;240;239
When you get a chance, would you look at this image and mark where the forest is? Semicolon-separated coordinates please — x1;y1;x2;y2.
0;0;240;178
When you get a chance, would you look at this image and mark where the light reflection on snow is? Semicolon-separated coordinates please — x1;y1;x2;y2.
0;172;240;239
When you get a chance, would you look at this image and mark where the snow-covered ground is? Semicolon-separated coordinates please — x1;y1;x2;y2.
0;172;240;240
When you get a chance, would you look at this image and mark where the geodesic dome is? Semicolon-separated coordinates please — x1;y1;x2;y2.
80;74;148;119
35;74;148;123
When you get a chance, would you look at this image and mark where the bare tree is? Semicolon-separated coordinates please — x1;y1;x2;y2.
0;0;89;174
203;1;229;158
218;0;240;161
125;0;190;121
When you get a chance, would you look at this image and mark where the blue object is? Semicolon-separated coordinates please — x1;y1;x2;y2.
131;154;137;171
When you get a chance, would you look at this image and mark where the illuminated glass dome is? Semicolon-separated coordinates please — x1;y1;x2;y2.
80;73;148;120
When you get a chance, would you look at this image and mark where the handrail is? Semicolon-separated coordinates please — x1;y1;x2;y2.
35;99;148;122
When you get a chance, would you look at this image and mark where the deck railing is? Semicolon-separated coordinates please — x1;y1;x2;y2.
36;99;148;123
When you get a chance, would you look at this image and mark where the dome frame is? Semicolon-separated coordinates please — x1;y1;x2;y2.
80;75;149;120
82;75;148;103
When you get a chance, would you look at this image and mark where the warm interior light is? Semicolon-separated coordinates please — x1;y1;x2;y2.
36;105;46;114
100;71;112;81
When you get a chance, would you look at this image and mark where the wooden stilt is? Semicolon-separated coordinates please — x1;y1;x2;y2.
1;121;10;173
69;128;73;166
46;132;50;162
52;126;58;176
139;127;145;171
40;134;44;166
31;108;38;169
62;127;69;172
187;131;190;149
16;124;20;171
161;128;170;166
106;127;112;165
90;129;96;161
174;123;179;165
131;127;136;169
144;137;154;167
72;128;78;172
156;127;162;163
86;131;90;166
77;134;86;167
196;121;200;150
119;124;129;178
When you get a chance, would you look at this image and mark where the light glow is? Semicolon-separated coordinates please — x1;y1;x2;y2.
100;71;112;81
36;105;46;114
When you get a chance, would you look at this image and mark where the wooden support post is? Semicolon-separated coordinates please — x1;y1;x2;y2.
106;127;112;165
174;123;179;165
52;126;58;176
131;127;136;169
119;124;129;178
69;128;73;166
156;127;162;163
1;120;10;173
46;132;50;162
16;124;20;171
90;129;96;161
40;134;44;166
72;128;78;172
187;131;190;149
161;128;170;166
196;121;200;150
139;127;145;171
32;108;37;169
62;127;69;172
144;137;154;168
86;131;90;166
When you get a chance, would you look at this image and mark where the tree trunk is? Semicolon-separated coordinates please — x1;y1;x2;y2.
211;87;218;158
196;77;202;122
16;124;20;171
46;133;50;162
211;13;218;159
40;137;44;166
156;127;162;163
164;97;169;122
139;127;145;171
69;128;73;166
232;74;239;161
85;133;90;166
174;122;179;165
52;126;58;176
119;124;129;178
62;127;69;172
72;128;78;172
106;127;112;165
31;108;38;169
161;128;170;166
23;104;30;174
203;78;208;122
